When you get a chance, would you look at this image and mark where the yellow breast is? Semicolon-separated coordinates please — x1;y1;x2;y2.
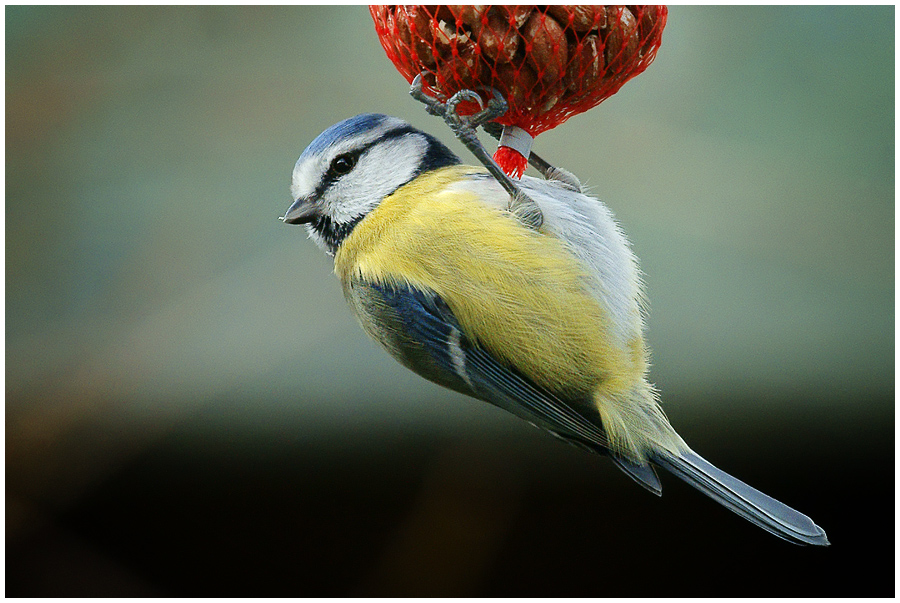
334;165;645;397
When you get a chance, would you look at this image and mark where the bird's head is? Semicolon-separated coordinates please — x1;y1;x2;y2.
283;113;460;255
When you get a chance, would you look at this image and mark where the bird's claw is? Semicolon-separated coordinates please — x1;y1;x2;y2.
409;74;447;117
410;75;506;133
444;87;507;132
409;74;544;230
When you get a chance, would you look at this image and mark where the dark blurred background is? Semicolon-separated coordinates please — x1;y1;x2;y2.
6;5;893;597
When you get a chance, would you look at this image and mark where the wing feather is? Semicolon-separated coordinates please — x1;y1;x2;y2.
361;282;646;452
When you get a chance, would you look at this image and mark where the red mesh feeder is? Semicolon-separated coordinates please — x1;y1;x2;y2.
370;5;668;177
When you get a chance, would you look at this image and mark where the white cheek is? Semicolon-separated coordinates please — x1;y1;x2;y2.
323;136;426;222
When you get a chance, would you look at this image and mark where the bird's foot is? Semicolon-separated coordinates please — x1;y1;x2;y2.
409;74;543;230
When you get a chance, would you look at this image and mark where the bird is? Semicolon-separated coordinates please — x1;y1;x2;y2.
282;112;829;546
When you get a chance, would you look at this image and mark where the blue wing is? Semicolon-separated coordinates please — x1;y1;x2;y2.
350;281;832;541
355;280;663;494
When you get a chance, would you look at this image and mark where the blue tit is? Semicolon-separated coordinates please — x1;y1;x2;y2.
282;113;828;546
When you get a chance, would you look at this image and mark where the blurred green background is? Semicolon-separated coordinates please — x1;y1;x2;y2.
6;5;893;596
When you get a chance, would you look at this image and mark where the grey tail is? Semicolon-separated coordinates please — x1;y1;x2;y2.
651;450;830;546
612;455;663;496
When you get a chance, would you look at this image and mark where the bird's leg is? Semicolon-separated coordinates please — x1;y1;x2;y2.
409;75;543;230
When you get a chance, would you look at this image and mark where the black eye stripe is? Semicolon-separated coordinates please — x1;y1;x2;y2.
313;125;419;200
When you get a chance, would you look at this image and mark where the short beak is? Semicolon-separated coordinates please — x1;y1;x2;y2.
281;198;318;224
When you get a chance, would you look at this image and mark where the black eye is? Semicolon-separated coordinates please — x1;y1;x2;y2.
330;153;356;176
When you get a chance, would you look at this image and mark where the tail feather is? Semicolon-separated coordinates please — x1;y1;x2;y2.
612;455;663;496
652;450;829;546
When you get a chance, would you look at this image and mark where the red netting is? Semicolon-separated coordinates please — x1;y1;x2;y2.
370;6;667;176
